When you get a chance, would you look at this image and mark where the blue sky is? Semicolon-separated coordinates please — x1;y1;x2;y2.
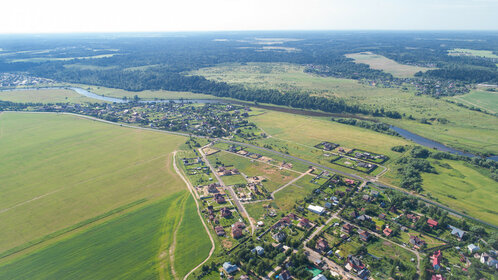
0;0;497;33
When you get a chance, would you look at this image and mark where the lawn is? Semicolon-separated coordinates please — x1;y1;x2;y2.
0;192;189;280
450;89;498;114
346;52;435;78
0;88;98;103
448;48;498;59
0;112;185;257
422;159;498;225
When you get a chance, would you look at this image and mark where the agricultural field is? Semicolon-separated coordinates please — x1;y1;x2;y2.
0;192;201;280
345;52;435;78
421;159;498;225
448;48;498;59
449;89;498;114
0;88;98;103
0;112;186;259
72;84;219;100
193;62;498;155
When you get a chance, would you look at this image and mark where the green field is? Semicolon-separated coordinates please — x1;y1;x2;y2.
72;84;219;100
450;89;498;114
0;192;190;279
193;62;498;155
0;112;185;257
346;52;435;78
448;48;498;59
0;89;98;103
422;159;498;225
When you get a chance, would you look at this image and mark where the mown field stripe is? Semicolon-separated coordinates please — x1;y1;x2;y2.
0;198;148;260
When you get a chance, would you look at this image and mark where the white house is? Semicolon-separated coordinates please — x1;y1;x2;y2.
468;244;480;254
308;204;325;215
312;274;328;280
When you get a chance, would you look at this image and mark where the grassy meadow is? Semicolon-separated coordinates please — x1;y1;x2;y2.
345;52;435;78
422;159;498;225
0;192;191;280
0;112;185;258
193;62;498;155
0;89;98;103
448;48;498;59
450;89;498;114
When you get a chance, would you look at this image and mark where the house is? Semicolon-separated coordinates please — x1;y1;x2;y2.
279;270;292;280
287;213;298;220
232;227;243;239
298;218;311;228
223;262;238;274
344;179;355;185
449;225;465;241
324;202;332;209
215;226;225;236
480;253;490;264
357;269;369;280
468;244;480;254
350;210;359;219
362;195;371;202
356;215;371;222
342;223;354;234
273;231;287;243
409;235;426;249
207;183;219;193
251;246;264;256
431;275;445;280
431;250;443;270
239;275;250;280
358;229;370;242
308;205;325;215
316;238;329;252
378;213;386;219
346;255;365;272
383;227;393;237
427;219;439;228
220;207;232;217
406;213;420;222
214;193;226;204
370;190;379;197
311;274;327;280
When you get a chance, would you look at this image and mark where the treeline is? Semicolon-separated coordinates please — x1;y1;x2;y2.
331;118;400;136
32;67;403;118
416;66;498;84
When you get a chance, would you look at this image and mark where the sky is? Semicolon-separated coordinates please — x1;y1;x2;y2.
0;0;497;34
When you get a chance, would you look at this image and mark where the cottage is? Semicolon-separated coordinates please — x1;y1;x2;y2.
409;235;426;249
312;274;327;280
356;214;371;222
378;213;386;219
449;225;465;241
273;231;287;243
431;275;445;280
220;207;231;218
342;223;354;234
344;179;355;185
308;205;325;215
358;229;370;242
251;246;264;256
298;218;311;228
362;195;371;202
324;202;332;209
370;190;379;197
222;262;238;274
232;227;243;239
431;250;443;270
346;255;365;272
316;238;329;252
207;183;220;193
357;269;369;280
383;227;393;237
279;270;292;280
215;226;225;236
427;219;439;228
468;244;480;254
214;193;226;204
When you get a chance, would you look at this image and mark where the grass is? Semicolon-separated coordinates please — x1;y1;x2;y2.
346;52;435;78
449;89;498;114
448;48;498;59
0;88;98;103
174;195;212;278
193;62;498;155
0;112;185;256
421;159;498;225
9;54;116;63
0;192;187;280
71;84;220;100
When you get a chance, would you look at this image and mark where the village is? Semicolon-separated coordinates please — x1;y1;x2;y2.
177;139;498;280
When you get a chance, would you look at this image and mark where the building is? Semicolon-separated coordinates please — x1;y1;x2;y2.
449;225;465;241
298;218;311;228
316;238;329;252
383;227;393;237
358;229;370;242
431;275;445;280
346;255;365;272
311;274;327;280
279;270;292;280
252;246;264;256
273;231;287;243
427;219;439;228
215;226;225;236
468;244;480;254
431;250;443;270
342;223;354;234
232;227;243;239
220;207;232;217
308;205;325;215
222;262;238;274
409;235;426;249
214;193;226;204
